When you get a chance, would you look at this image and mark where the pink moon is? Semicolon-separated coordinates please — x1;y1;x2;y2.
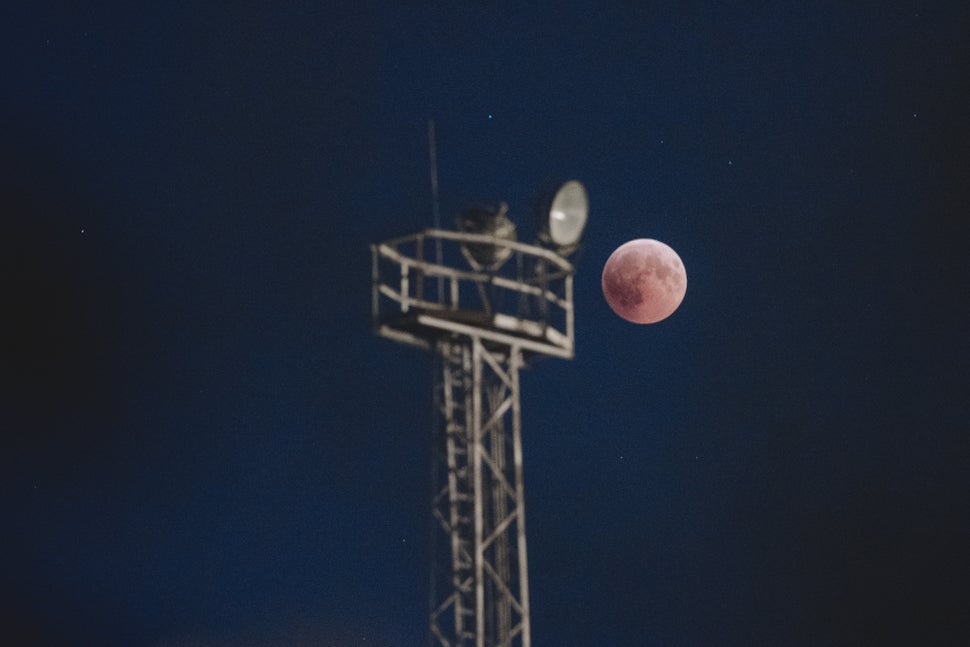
601;239;687;324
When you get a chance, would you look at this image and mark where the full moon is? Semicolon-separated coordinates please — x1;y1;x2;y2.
602;238;687;324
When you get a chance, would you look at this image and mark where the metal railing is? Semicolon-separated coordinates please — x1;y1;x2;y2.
371;229;575;358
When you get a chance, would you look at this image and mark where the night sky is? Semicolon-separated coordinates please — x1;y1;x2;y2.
4;2;969;645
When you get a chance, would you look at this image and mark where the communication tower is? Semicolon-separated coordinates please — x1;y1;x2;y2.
371;178;588;647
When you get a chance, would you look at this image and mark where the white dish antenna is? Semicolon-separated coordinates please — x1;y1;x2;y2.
543;180;588;250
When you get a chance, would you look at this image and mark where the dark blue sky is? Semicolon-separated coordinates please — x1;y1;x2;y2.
4;2;968;645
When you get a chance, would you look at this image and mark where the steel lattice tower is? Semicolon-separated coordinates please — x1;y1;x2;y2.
371;200;580;647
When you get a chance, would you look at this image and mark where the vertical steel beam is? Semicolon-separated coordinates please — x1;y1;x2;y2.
443;344;464;640
472;338;486;647
510;348;530;647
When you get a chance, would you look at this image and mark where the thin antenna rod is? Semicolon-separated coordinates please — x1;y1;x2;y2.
428;119;444;298
428;119;441;231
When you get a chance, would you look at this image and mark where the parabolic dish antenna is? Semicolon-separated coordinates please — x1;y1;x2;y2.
456;202;517;271
545;180;588;248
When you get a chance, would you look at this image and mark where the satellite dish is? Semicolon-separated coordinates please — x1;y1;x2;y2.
456;202;516;271
541;180;588;251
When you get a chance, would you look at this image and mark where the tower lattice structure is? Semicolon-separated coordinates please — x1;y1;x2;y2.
371;227;575;647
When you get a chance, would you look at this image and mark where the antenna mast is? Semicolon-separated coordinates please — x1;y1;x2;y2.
428;119;444;276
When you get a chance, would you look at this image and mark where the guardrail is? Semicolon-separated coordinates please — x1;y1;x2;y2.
371;229;575;358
